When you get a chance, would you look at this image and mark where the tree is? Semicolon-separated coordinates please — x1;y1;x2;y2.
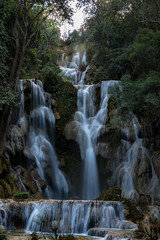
2;0;73;89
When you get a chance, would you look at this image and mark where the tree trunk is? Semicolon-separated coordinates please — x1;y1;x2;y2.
9;16;20;84
0;107;11;152
15;33;27;89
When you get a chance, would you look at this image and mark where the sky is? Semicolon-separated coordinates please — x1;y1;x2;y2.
60;0;85;38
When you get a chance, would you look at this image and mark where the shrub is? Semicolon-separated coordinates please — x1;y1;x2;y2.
13;191;29;200
0;226;7;240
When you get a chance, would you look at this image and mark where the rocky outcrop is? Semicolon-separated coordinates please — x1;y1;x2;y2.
64;121;78;141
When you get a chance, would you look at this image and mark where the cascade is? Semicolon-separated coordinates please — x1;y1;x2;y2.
60;50;118;199
0;199;136;234
75;81;119;199
8;79;68;199
113;115;160;199
60;50;88;85
26;80;68;199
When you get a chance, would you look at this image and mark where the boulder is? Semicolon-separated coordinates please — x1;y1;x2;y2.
52;99;57;108
55;112;61;120
21;168;38;194
15;167;38;194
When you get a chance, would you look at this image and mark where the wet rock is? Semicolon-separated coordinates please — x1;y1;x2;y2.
152;151;160;181
96;143;110;158
23;148;37;170
21;169;38;194
64;121;78;142
31;170;47;190
118;220;137;230
59;158;65;168
15;167;38;194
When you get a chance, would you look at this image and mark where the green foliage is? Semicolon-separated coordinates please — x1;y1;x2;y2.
127;28;160;76
65;30;80;45
13;191;29;199
110;72;160;124
0;82;20;110
0;20;9;80
96;187;122;201
42;63;63;95
0;227;7;240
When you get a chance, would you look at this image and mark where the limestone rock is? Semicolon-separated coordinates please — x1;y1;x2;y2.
118;220;137;230
55;112;61;120
6;173;19;194
52;99;57;108
15;167;38;194
31;170;47;190
22;169;38;194
152;151;160;181
0;153;8;175
0;180;12;197
64;121;78;142
96;143;110;158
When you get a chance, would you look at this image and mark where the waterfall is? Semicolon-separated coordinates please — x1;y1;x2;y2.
114;115;160;200
60;51;88;85
0;200;134;234
60;50;118;199
27;80;68;199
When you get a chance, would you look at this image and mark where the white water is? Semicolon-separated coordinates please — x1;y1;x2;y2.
114;115;160;200
75;81;118;199
60;51;88;85
0;200;131;234
60;51;118;199
27;80;68;199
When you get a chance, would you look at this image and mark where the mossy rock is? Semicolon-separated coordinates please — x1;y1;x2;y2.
0;180;12;198
98;128;121;151
59;235;76;240
122;199;144;223
13;191;29;200
5;173;19;194
0;153;8;175
56;81;77;134
96;187;122;201
96;187;144;223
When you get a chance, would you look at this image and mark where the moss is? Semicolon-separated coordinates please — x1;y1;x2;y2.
96;187;144;223
98;128;121;151
13;191;29;200
0;180;12;198
6;173;19;194
96;187;122;201
56;80;77;134
123;199;144;223
0;153;8;175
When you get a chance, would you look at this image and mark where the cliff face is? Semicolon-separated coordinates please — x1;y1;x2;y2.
1;76;160;202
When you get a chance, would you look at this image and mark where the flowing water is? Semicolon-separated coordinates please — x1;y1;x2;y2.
0;199;135;234
114;115;160;199
26;80;68;199
60;51;118;199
